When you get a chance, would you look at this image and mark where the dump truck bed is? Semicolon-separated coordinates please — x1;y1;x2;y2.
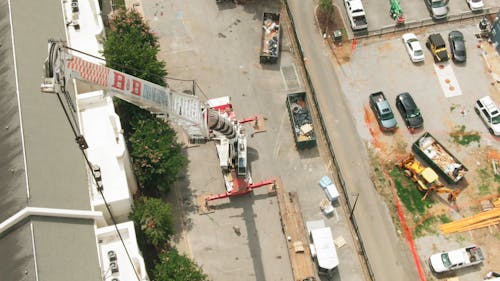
412;132;467;183
260;12;281;64
286;92;317;149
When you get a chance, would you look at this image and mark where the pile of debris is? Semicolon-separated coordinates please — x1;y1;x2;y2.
290;102;313;140
263;16;280;57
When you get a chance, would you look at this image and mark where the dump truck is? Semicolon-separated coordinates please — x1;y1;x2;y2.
287;92;317;149
260;12;280;64
429;245;484;273
412;132;467;184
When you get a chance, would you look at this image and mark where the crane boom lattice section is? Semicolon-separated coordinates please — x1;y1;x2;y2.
66;55;207;138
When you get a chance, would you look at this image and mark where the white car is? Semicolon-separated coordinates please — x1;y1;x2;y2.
402;33;424;62
467;0;484;11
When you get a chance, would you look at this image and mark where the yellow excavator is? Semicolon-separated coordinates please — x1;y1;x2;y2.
397;154;461;202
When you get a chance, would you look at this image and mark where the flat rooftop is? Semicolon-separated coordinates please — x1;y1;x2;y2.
0;0;102;280
78;92;131;205
96;221;149;281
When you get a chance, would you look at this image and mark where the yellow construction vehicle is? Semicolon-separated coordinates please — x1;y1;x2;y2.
397;154;461;202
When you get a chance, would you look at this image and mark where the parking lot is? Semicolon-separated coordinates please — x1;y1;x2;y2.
336;0;500;35
140;0;365;280
335;18;500;280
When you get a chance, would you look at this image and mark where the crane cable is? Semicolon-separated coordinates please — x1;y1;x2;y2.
53;81;142;281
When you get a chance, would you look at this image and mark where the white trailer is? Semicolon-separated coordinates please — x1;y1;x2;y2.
306;220;339;276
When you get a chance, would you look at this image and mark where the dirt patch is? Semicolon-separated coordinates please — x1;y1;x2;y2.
315;6;352;63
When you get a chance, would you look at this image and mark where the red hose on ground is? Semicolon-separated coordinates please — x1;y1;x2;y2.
392;184;427;281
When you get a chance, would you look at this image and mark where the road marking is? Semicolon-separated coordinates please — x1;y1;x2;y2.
433;61;462;98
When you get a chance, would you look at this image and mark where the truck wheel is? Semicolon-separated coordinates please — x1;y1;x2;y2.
404;169;412;177
425;42;430;49
474;107;480;115
489;128;494;135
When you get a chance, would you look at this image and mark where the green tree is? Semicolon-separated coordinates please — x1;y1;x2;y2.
103;8;166;86
128;117;187;194
319;0;334;34
130;197;174;248
319;0;332;12
102;8;187;195
154;249;209;281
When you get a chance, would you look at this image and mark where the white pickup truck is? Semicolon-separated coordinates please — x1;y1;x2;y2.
429;245;484;273
344;0;368;30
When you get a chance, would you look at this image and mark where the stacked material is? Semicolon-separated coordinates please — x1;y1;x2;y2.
440;206;500;234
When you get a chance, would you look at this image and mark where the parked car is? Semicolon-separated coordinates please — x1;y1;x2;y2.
369;91;398;131
395;92;423;129
475;95;500;135
425;0;449;19
448;31;466;63
344;0;368;30
467;0;484;11
402;33;424;62
426;33;449;63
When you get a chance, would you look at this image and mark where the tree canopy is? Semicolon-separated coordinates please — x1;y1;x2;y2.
319;0;333;12
129;117;187;193
103;8;166;86
129;197;174;248
154;249;209;281
103;8;187;195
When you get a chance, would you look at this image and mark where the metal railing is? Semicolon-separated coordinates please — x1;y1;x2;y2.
352;7;499;39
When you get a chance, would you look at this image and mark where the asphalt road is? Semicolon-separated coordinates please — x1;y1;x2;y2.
286;0;420;280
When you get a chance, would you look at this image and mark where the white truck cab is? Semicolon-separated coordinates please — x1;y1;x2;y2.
429;245;484;273
475;95;500;136
344;0;367;30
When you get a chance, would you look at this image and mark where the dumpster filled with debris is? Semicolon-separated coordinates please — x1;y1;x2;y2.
286;91;317;149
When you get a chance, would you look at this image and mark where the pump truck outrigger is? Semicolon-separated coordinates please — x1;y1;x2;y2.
41;40;275;212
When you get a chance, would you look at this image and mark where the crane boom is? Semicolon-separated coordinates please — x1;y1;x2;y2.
41;40;237;141
41;40;271;202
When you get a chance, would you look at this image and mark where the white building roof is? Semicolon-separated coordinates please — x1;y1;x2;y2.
78;91;134;208
64;0;105;61
97;221;149;281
